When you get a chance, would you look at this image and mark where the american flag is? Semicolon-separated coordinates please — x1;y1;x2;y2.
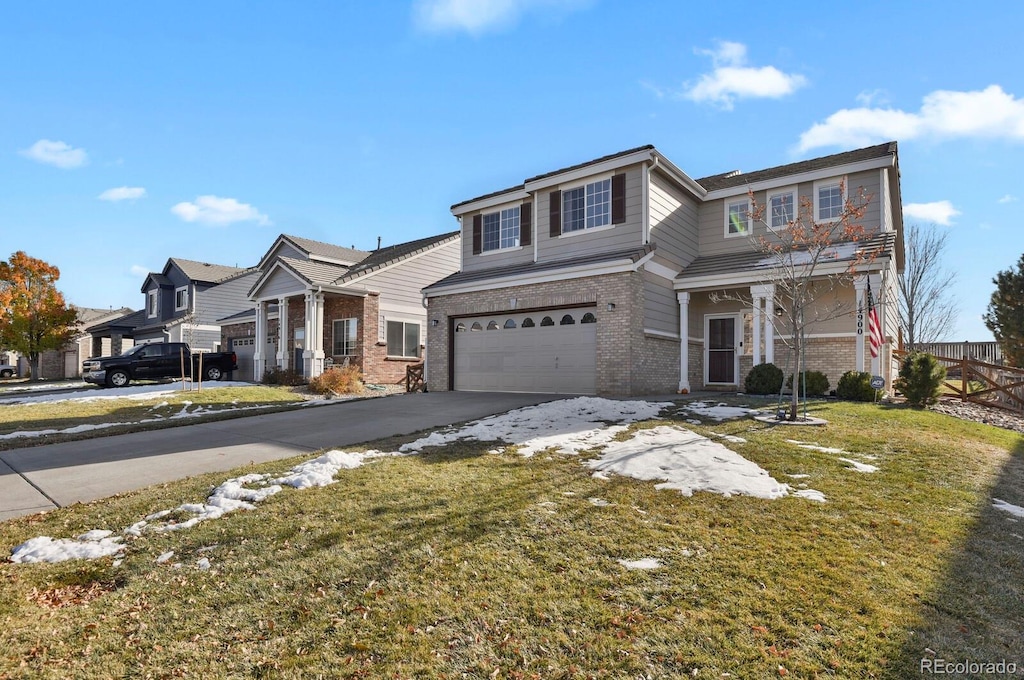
866;278;882;359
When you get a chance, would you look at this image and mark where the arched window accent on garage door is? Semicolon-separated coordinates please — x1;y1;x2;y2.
581;312;596;323
455;323;467;332
540;316;554;327
487;321;499;330
470;322;483;332
521;317;535;328
503;319;516;329
560;314;576;325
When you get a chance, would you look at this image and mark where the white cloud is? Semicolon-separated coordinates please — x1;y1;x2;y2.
171;195;271;227
903;201;961;226
998;194;1018;204
798;84;1024;151
681;41;807;110
98;186;146;202
129;265;150;277
413;0;587;35
19;139;88;169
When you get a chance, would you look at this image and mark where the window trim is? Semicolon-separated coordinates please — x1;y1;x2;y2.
813;177;847;224
174;286;189;312
385;319;421;359
147;290;158;318
332;317;358;356
476;200;524;255
766;185;798;232
724;198;751;238
560;174;613;234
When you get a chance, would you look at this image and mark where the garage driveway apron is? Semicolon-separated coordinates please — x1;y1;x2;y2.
0;391;564;521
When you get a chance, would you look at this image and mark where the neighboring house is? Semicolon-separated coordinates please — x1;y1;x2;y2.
20;306;135;379
423;142;904;396
221;232;461;382
87;258;260;356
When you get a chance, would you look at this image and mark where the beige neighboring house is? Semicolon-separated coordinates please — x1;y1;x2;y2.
220;231;461;383
23;306;136;380
423;142;904;396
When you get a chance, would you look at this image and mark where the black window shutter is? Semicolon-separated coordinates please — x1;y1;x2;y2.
472;215;482;254
611;173;626;224
549;191;561;237
520;202;532;246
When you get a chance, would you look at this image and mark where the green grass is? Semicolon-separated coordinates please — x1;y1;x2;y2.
0;400;1021;678
0;386;308;451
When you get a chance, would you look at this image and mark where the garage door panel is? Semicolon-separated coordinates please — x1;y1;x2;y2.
454;307;596;394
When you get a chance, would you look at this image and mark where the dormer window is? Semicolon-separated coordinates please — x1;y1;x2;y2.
472;202;530;254
725;199;750;237
767;186;797;231
563;178;611;232
174;286;189;312
814;178;846;222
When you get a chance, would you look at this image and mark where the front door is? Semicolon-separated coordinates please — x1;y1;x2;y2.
707;316;737;384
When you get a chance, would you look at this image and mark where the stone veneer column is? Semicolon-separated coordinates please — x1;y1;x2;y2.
677;292;691;393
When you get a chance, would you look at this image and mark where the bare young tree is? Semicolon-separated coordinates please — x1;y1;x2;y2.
897;223;959;348
714;181;879;420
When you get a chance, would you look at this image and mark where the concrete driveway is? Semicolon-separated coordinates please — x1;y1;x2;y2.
0;391;564;521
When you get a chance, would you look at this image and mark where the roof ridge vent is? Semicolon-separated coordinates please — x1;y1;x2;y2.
724;170;742;178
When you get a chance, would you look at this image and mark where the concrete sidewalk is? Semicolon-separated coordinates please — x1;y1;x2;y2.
0;391;563;521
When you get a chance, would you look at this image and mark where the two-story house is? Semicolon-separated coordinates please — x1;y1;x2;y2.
423;142;903;396
221;231;460;382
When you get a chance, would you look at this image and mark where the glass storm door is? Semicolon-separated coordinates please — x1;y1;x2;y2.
707;317;736;383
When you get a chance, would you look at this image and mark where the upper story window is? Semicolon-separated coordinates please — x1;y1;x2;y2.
472;202;530;254
482;206;520;252
147;290;158;318
174;286;189;312
767;187;797;231
725;199;750;237
563;178;611;233
814;179;846;222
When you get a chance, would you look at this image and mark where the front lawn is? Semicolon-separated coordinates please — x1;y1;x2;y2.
0;398;1021;678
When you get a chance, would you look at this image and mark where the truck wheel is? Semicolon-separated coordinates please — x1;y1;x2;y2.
106;370;130;388
0;369;12;379
204;366;223;381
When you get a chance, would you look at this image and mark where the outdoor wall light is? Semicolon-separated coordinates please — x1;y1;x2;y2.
774;306;784;317
607;302;616;311
431;319;439;327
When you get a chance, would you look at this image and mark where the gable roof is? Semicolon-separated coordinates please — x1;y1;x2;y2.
696;142;898;192
280;235;369;264
168;258;252;284
333;231;460;284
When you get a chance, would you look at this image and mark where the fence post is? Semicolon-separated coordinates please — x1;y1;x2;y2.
961;342;968;401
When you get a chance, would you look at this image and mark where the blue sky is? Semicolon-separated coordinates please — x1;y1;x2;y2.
3;1;1021;341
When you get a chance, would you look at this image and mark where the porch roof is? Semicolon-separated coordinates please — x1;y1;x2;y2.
675;232;895;289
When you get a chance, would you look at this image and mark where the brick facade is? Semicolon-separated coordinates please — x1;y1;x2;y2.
426;271;681;396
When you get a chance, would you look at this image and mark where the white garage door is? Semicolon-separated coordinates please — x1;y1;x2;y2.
230;337;257;381
454;307;597;394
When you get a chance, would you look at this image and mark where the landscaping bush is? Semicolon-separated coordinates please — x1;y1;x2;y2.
895;351;945;407
836;370;876;402
262;367;306;386
786;370;831;396
744;362;784;395
308;364;363;396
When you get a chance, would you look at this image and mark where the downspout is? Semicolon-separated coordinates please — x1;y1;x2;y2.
422;292;430;390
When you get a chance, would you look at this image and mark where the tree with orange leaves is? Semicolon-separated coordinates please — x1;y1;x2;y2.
0;252;79;381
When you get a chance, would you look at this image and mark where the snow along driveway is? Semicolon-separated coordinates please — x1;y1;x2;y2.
10;396;829;563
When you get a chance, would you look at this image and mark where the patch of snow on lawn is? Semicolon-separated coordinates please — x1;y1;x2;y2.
993;499;1024;519
837;457;879;473
399;397;668;457
683;401;757;421
4;381;258;406
588;425;822;501
273;450;391;488
618;558;662;570
791;489;828;503
710;432;747;443
10;531;126;564
786;439;847;455
787;439;879;473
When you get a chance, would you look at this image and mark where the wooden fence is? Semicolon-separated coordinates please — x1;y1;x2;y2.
405;363;425;393
894;349;1024;413
906;341;1003;365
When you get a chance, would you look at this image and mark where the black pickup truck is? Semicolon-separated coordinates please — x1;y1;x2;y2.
82;342;238;388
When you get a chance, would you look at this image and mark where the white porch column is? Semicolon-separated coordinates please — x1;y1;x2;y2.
869;273;881;377
277;297;289;370
677;292;691;393
854;275;867;372
253;301;266;381
311;292;326;378
763;284;776;364
751;292;763;366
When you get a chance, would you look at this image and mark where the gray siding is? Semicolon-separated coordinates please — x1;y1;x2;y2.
642;268;679;335
537;164;644;261
258;267;305;299
461;208;535;273
198;271;260;325
361;240;461;309
697;169;884;258
649;169;699;268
